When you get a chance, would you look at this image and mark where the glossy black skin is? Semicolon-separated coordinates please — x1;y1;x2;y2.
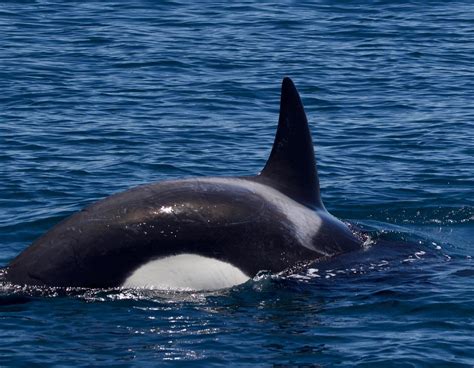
5;177;360;288
5;77;363;288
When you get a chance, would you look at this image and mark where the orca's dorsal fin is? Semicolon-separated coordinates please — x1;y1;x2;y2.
258;77;324;209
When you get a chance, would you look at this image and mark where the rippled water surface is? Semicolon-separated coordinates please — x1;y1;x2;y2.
1;1;473;367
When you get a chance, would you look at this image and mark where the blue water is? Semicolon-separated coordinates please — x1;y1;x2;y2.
1;1;473;366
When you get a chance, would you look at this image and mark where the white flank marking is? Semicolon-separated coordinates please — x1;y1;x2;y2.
122;254;250;291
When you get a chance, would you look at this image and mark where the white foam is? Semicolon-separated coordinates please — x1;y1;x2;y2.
122;254;250;291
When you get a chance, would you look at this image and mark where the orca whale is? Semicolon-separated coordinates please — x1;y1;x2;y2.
4;77;362;290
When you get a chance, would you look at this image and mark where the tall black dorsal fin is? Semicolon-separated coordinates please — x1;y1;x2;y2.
258;77;324;209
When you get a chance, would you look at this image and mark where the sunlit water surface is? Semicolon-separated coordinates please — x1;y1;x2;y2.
1;1;473;367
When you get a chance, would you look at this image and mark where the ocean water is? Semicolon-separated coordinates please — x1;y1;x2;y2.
1;1;473;366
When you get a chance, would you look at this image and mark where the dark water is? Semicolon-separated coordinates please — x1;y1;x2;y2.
1;1;473;366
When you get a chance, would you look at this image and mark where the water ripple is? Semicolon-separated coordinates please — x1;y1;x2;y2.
1;1;473;366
